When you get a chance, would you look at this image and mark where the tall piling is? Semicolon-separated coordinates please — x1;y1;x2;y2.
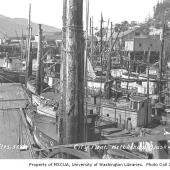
60;0;85;145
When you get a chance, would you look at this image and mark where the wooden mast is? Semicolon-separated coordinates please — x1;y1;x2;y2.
84;0;89;142
99;13;103;103
90;17;92;36
159;12;166;103
36;24;43;95
21;29;24;60
58;0;68;145
146;49;150;127
100;13;103;55
91;16;94;67
61;0;85;144
106;22;113;82
26;3;32;84
105;22;113;99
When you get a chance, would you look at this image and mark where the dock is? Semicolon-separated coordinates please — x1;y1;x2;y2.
0;83;34;159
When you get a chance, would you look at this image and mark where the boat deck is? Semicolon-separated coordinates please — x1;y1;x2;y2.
0;83;34;159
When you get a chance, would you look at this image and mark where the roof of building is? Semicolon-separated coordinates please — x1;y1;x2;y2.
130;96;147;102
43;31;62;41
153;102;165;109
125;35;161;41
87;35;98;41
111;27;140;39
111;25;150;40
139;73;157;80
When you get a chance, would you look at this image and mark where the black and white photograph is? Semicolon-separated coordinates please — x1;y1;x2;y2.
0;0;170;168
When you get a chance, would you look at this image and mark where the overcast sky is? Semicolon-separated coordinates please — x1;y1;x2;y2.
0;0;159;28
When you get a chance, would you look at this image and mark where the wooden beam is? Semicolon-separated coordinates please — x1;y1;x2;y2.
34;134;170;152
19;108;35;158
107;147;144;159
0;99;28;102
47;147;97;159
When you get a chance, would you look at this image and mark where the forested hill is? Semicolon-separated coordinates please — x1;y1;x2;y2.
153;0;170;28
0;15;60;39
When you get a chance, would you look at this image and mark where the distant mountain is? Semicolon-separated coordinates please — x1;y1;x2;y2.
0;14;61;39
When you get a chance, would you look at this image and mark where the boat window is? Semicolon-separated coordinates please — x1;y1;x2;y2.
130;101;133;109
137;80;142;85
9;58;12;63
135;32;140;36
133;101;138;110
139;43;142;47
141;102;144;108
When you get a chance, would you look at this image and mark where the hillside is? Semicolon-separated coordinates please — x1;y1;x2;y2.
0;14;61;39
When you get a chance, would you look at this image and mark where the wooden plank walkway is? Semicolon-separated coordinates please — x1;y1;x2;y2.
0;83;28;110
0;83;33;159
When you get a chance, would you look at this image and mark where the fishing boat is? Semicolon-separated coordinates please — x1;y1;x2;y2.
24;103;59;152
36;103;58;118
0;56;25;83
23;0;170;159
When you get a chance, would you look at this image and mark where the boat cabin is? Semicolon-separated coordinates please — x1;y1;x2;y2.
44;55;61;88
97;96;151;129
130;96;151;127
3;57;24;71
